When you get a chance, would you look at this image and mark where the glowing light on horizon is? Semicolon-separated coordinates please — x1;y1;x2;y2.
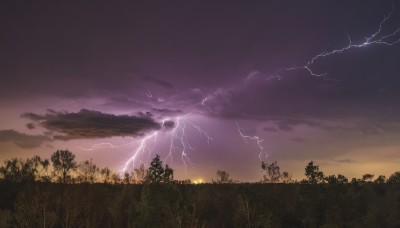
193;178;204;184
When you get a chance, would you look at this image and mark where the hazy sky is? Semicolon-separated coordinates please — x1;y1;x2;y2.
1;0;400;181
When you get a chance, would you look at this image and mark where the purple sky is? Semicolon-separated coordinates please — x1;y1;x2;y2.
1;0;400;181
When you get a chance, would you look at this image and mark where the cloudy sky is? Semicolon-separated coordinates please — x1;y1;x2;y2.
1;0;400;181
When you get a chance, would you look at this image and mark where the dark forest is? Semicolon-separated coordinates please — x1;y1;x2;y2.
1;150;400;227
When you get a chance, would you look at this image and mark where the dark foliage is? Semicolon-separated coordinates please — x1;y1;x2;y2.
2;152;400;227
1;182;400;227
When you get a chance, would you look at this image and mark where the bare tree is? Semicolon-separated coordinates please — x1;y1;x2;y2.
215;170;232;184
261;161;281;183
111;173;121;184
100;167;111;184
123;171;136;184
51;150;77;183
281;171;293;183
135;163;146;183
77;159;99;183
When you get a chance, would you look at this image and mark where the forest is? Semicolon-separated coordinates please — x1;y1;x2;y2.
1;150;400;227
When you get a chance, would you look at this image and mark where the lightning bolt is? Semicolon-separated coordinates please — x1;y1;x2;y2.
121;131;158;174
271;1;400;79
201;97;209;106
189;120;213;146
236;122;268;161
121;113;212;175
77;143;119;151
165;114;195;173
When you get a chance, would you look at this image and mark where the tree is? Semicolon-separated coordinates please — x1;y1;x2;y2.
350;178;359;185
215;170;232;184
0;158;35;182
325;175;338;185
325;174;348;184
145;154;173;183
111;173;121;184
0;157;48;183
123;171;135;184
387;172;400;184
374;175;386;184
304;161;324;184
281;171;293;183
100;167;111;184
337;174;348;184
30;156;50;182
261;161;281;183
77;159;99;183
134;163;146;183
361;174;374;183
50;150;77;183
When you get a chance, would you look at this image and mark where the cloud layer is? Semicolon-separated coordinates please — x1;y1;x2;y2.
22;109;163;140
202;67;400;131
0;130;49;149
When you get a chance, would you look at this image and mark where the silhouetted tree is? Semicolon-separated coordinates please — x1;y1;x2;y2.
0;157;48;183
304;161;324;184
111;173;121;184
123;171;135;184
30;156;50;182
215;170;232;184
337;174;348;184
362;174;374;183
387;172;400;184
281;171;293;183
77;159;99;183
350;178;359;185
261;161;281;183
145;154;173;183
325;174;348;184
134;163;146;183
50;150;77;183
374;175;386;184
325;175;338;184
100;167;111;184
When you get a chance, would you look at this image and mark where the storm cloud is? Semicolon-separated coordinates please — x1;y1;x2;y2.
22;109;163;140
0;130;49;149
202;66;400;131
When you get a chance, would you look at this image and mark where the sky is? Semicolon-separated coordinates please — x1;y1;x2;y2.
1;0;400;182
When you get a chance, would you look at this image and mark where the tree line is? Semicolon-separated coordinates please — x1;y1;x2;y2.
2;150;400;227
0;150;175;185
1;149;400;184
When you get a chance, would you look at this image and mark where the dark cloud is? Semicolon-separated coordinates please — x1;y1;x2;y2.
22;109;162;140
145;77;175;90
26;123;35;130
0;130;49;149
203;64;400;131
163;120;175;130
152;108;183;117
